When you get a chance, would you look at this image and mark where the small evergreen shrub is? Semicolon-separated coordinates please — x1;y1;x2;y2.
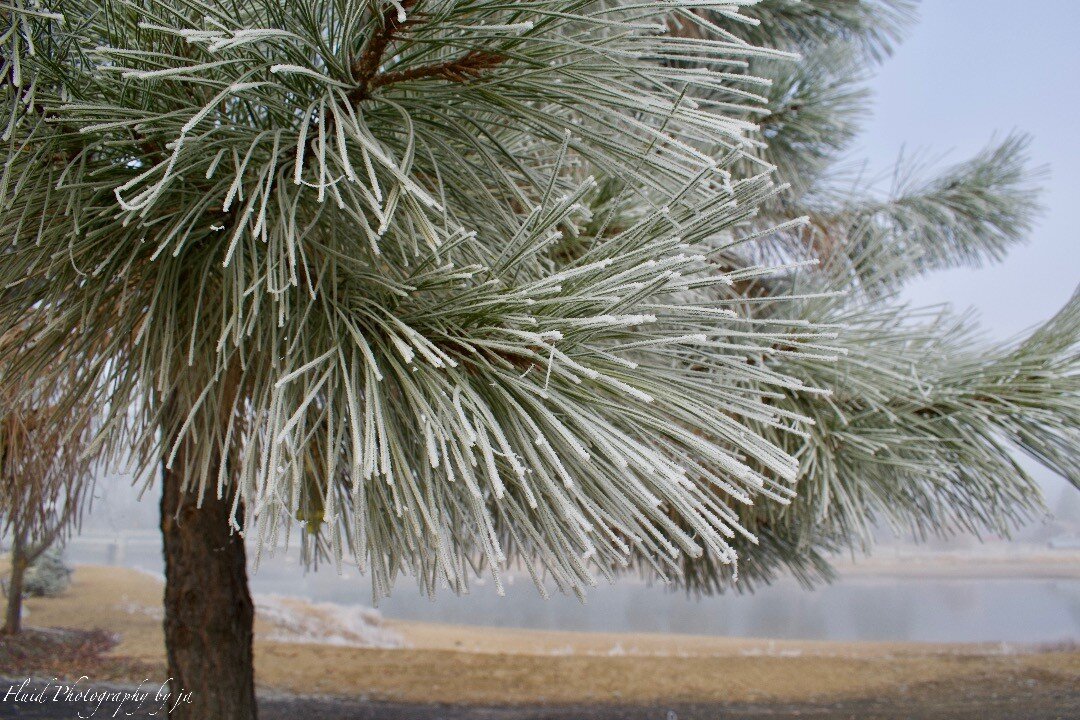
23;548;73;598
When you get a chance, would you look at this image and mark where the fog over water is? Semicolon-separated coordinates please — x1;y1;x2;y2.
66;466;1080;645
67;493;1080;645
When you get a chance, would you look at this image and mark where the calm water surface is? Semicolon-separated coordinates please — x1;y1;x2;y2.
67;535;1080;644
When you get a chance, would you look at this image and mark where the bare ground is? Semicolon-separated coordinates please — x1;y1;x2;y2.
1;675;1078;719
0;564;1078;719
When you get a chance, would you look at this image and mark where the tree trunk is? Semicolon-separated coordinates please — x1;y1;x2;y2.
161;434;256;719
3;525;26;635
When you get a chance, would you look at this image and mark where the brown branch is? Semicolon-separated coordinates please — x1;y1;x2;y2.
22;508;71;567
295;3;506;174
348;0;419;103
346;2;504;103
370;50;505;91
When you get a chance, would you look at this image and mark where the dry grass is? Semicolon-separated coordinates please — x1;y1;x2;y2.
3;563;1078;706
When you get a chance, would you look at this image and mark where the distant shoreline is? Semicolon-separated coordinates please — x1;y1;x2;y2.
832;549;1080;580
64;535;1080;582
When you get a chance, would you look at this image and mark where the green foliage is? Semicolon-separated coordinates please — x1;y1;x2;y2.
751;45;872;199
659;1;1077;593
23;547;73;597
0;0;824;598
0;0;1073;601
724;0;916;62
797;135;1042;295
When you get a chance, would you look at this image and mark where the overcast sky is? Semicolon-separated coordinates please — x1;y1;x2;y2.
857;0;1079;510
860;0;1078;334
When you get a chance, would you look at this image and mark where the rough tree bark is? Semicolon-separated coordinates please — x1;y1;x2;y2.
160;420;256;719
3;524;26;635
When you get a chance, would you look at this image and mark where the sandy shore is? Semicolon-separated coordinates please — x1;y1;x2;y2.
0;563;1075;709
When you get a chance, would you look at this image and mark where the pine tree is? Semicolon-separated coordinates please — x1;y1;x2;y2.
22;546;74;597
654;1;1079;592
0;1;1075;717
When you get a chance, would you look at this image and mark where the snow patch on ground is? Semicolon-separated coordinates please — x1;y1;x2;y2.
739;647;804;658
254;594;405;648
117;596;163;620
115;591;404;649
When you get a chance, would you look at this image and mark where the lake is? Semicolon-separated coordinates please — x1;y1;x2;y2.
64;533;1080;645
